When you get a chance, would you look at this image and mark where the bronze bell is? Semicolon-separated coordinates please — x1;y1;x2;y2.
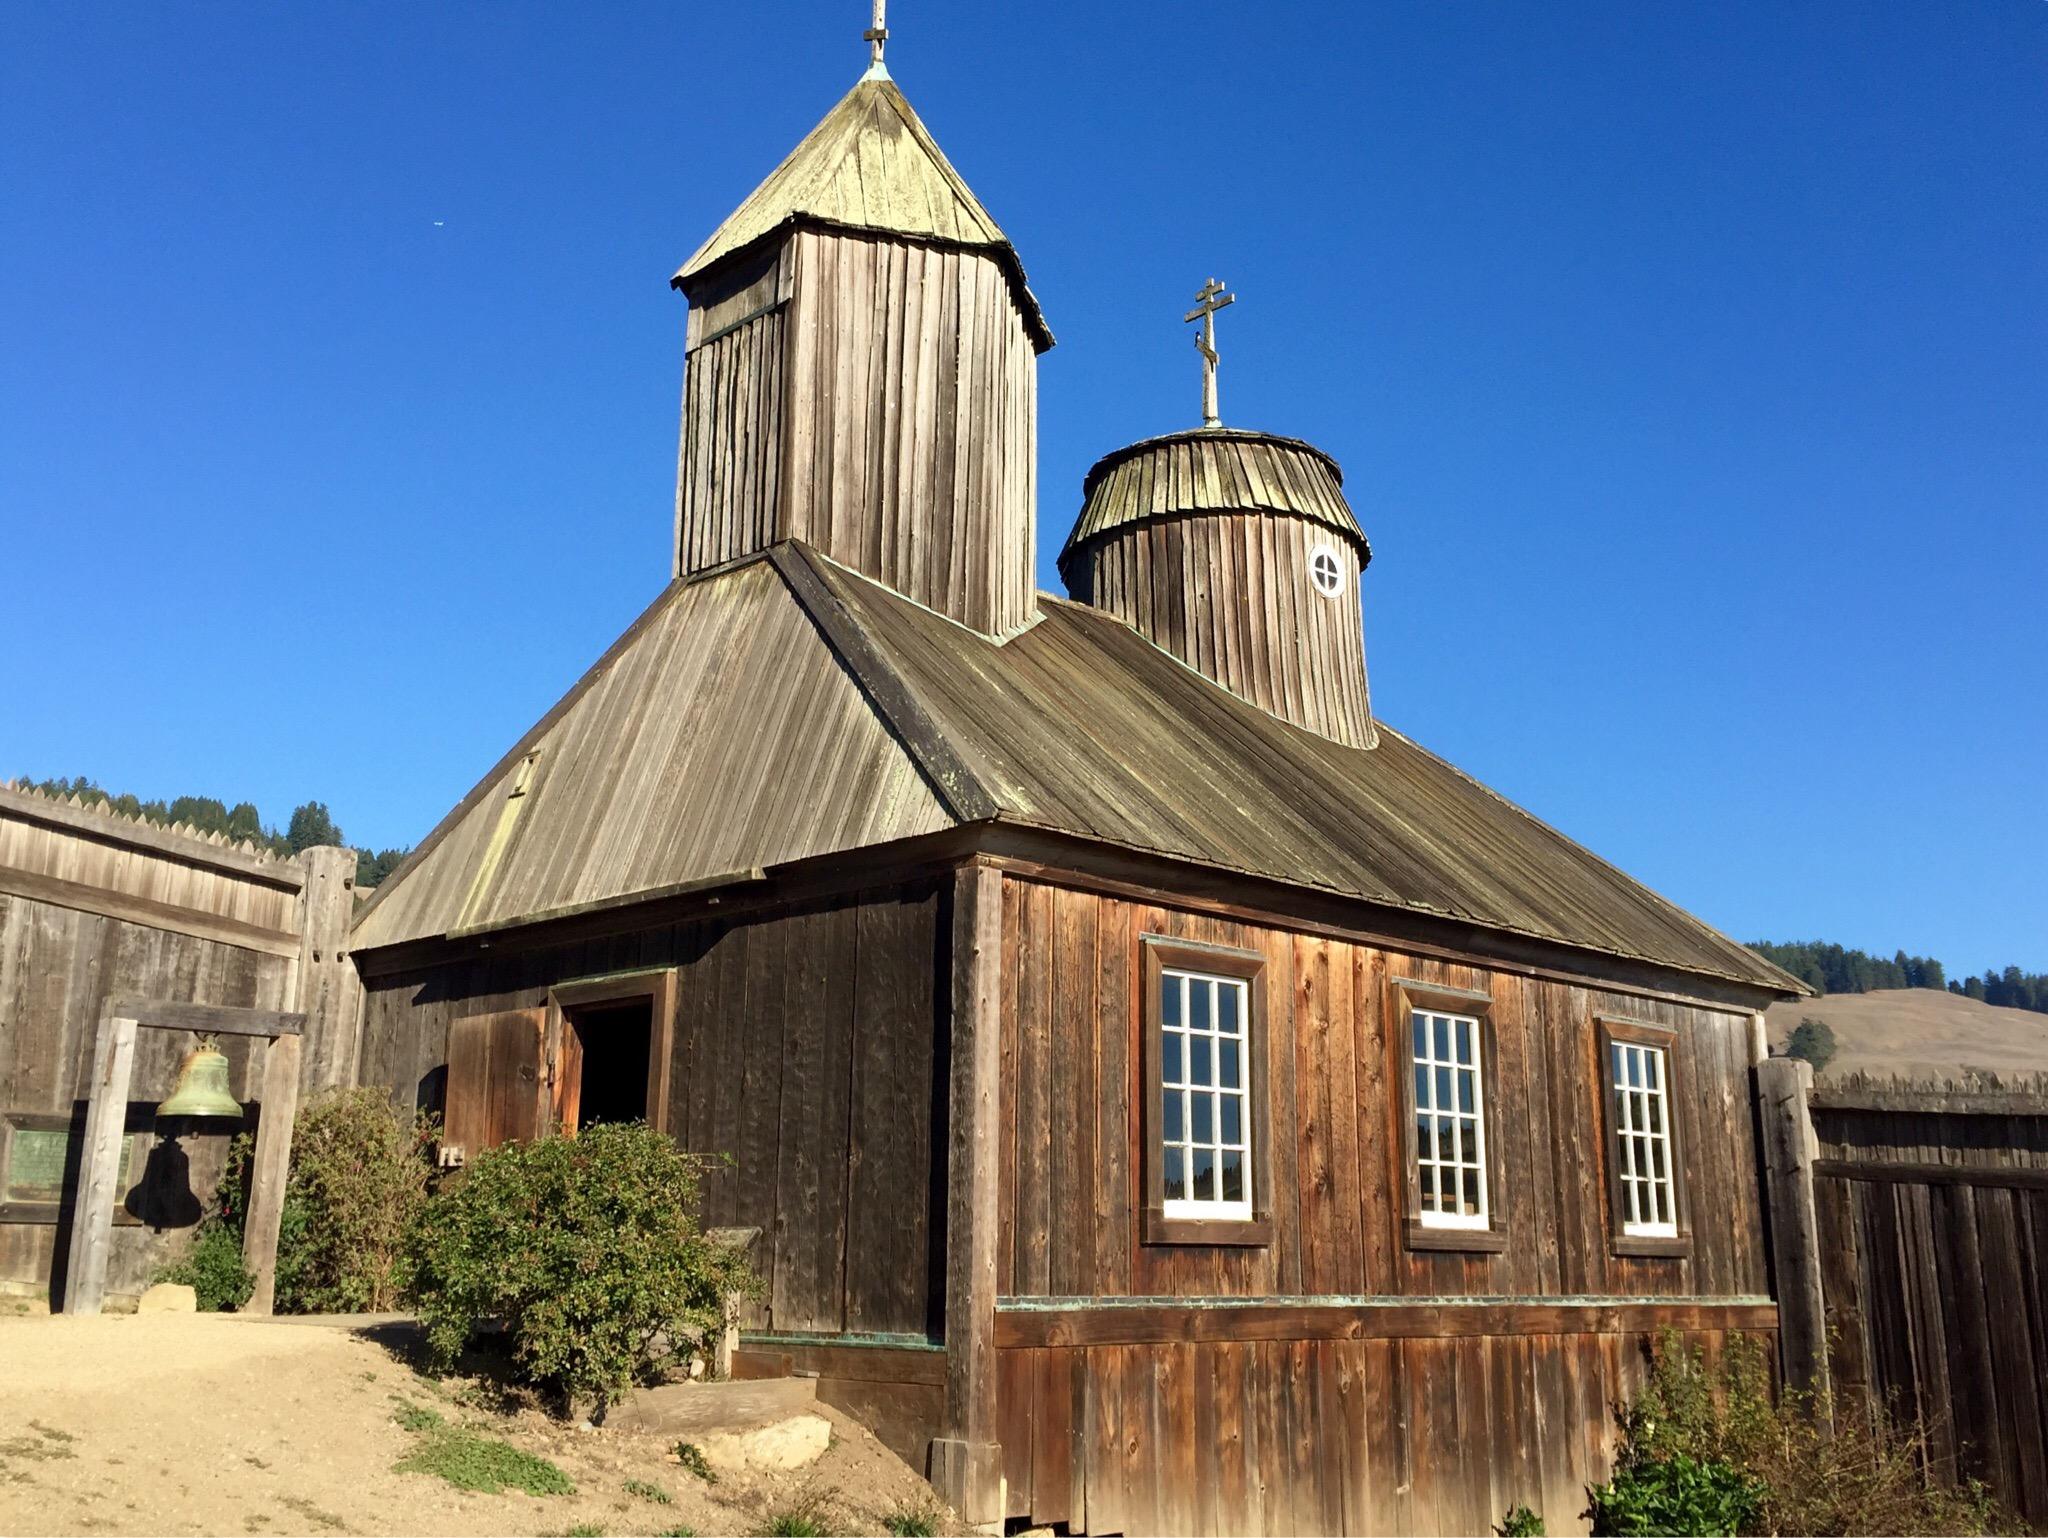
156;1035;243;1120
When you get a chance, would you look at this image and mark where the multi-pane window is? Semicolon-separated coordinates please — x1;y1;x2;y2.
1411;1009;1490;1229
1609;1040;1677;1237
1159;968;1253;1221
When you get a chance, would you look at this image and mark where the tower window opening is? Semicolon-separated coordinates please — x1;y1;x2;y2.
1309;545;1345;597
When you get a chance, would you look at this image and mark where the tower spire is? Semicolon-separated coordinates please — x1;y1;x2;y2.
863;0;890;79
1185;277;1235;428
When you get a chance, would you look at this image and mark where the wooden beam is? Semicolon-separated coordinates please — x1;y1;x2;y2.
1756;1056;1831;1407
930;861;1004;1526
0;782;304;889
1811;1086;2048;1117
107;1000;305;1037
58;1005;138;1315
293;846;363;1091
240;1033;303;1315
992;1297;1781;1349
0;863;300;959
1813;1159;2048;1191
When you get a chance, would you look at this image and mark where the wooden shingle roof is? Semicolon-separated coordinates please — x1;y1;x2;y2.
1061;428;1368;577
674;75;1052;351
356;543;1801;999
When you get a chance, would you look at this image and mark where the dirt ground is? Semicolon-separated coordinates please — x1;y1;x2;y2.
0;1308;955;1537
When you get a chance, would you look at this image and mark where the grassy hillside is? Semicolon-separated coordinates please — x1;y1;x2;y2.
1764;988;2048;1080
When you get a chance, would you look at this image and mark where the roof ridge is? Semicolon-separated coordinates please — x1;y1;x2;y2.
767;542;999;825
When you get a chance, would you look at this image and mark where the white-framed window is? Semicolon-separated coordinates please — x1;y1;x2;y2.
1308;544;1345;597
1411;1008;1490;1229
1610;1039;1677;1237
1159;968;1253;1222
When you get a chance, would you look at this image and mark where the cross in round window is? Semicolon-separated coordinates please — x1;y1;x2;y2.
1308;545;1344;597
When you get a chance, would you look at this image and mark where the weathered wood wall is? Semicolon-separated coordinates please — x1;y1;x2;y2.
993;873;1772;1534
1809;1080;2048;1526
673;229;1038;637
999;876;1769;1302
0;785;353;1299
995;1323;1771;1537
1072;510;1374;749
358;877;950;1339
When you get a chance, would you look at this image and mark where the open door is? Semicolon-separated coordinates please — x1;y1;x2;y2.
441;1007;546;1163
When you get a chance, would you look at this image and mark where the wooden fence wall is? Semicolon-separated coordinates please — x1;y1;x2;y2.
0;782;360;1300
1804;1073;2048;1527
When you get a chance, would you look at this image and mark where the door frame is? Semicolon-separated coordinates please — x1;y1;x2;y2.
546;969;678;1135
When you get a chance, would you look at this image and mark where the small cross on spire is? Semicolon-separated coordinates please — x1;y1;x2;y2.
863;0;890;78
1185;277;1236;429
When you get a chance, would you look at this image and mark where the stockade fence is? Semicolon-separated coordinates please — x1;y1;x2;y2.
0;781;360;1302
1762;1060;2048;1527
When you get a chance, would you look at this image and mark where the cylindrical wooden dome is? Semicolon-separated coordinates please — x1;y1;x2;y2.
1059;428;1377;748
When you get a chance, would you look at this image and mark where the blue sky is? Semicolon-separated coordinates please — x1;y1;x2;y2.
2;3;2042;972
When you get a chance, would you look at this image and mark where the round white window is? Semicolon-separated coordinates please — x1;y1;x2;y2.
1308;544;1345;598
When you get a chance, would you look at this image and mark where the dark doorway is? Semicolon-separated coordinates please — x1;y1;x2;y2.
567;1000;653;1129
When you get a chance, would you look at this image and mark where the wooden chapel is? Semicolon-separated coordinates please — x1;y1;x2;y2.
350;17;1805;1534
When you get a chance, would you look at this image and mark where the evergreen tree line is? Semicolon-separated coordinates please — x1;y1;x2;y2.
15;775;408;889
1749;939;2048;1017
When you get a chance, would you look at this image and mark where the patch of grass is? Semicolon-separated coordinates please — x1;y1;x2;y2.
391;1401;444;1433
658;1528;697;1538
279;1495;348;1532
560;1526;605;1537
882;1497;940;1537
759;1487;833;1538
0;1433;76;1463
672;1441;716;1484
389;1403;573;1497
624;1478;674;1505
27;1422;73;1444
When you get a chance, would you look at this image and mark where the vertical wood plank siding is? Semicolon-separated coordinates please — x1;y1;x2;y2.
356;880;949;1338
996;1328;1772;1537
999;875;1768;1303
1075;511;1374;749
1810;1100;2048;1526
673;229;1037;637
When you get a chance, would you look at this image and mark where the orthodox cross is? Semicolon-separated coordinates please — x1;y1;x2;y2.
1185;277;1236;428
864;0;890;76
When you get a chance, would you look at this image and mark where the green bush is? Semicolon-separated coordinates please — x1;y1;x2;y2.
269;1088;435;1312
154;1217;252;1312
405;1123;755;1416
1588;1453;1764;1536
1496;1504;1546;1536
1597;1330;2019;1537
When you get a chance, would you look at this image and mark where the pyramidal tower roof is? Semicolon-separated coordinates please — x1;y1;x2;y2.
673;73;1052;350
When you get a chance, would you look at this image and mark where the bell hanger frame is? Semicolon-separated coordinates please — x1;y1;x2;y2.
59;998;306;1316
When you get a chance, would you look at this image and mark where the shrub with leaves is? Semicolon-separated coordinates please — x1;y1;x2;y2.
1589;1453;1764;1536
1595;1329;2019;1537
1496;1504;1546;1537
406;1123;755;1416
154;1211;252;1312
272;1089;436;1312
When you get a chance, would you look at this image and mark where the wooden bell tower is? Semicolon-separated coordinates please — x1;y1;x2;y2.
670;64;1053;639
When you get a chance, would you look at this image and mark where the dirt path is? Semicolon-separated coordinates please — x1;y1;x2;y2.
0;1312;950;1537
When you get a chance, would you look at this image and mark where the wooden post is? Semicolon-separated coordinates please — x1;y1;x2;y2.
294;845;363;1092
1757;1055;1832;1409
930;861;1004;1528
59;1004;138;1315
241;1032;304;1315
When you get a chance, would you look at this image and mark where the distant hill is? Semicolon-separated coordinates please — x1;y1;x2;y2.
1764;988;2048;1081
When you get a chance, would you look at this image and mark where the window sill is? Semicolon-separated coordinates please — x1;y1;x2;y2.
1142;1209;1273;1248
1611;1232;1691;1259
1404;1219;1507;1254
